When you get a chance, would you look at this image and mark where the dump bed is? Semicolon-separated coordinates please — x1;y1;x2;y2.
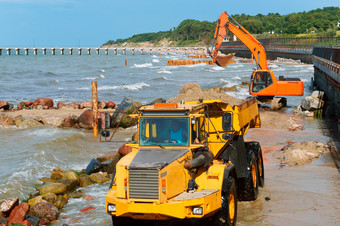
232;97;260;133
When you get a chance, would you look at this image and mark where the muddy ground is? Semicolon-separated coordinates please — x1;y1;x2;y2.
241;109;340;225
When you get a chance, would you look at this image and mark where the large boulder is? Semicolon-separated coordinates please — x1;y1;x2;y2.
62;115;78;128
78;175;94;187
0;101;9;110
14;116;42;128
63;171;80;185
0;198;19;217
28;196;46;208
86;158;102;175
106;101;116;109
50;168;66;180
80;101;93;109
7;203;30;225
53;195;68;209
89;173;110;183
301;96;324;111
29;202;59;224
98;101;107;109
118;143;133;156
41;115;64;127
39;183;66;195
0;114;15;127
58;101;80;110
59;178;78;193
78;109;93;129
111;97;141;128
33;97;54;109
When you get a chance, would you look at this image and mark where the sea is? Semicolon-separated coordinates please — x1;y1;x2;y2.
0;50;316;225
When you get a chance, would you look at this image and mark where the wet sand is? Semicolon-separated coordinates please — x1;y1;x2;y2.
241;108;340;225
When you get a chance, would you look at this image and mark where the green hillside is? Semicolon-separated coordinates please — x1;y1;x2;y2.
103;7;340;46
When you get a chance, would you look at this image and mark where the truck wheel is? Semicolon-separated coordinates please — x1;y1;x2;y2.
215;176;237;226
112;216;135;226
239;151;258;201
257;147;265;187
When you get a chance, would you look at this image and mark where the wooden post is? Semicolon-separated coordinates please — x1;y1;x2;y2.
92;81;98;137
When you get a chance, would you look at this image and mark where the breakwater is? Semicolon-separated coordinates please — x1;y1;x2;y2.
0;47;206;56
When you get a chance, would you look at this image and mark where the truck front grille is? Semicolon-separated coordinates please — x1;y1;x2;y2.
129;169;159;199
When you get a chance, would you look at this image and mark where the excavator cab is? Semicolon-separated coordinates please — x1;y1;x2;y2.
250;70;274;93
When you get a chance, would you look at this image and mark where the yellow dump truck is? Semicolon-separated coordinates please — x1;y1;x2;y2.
106;97;263;225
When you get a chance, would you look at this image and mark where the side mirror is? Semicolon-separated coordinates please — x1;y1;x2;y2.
222;112;232;131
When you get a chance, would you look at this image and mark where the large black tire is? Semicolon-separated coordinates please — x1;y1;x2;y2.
208;176;237;226
112;216;136;226
238;151;258;201
245;141;264;187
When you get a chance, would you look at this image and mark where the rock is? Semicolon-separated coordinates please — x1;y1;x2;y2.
62;115;78;128
301;96;324;111
118;143;133;156
86;158;102;175
33;97;54;109
98;101;107;109
50;168;66;180
7;203;30;225
67;190;84;199
63;171;80;185
14;116;42;128
53;195;68;209
41;115;64;127
78;109;93;129
0;101;9;110
89;173;110;183
57;102;65;109
78;175;94;187
179;83;201;94
42;194;57;204
0;197;19;217
40;177;56;184
59;178;78;193
80;206;95;213
83;194;96;201
39;183;66;196
17;103;24;110
311;90;324;99
24;102;33;108
111;97;141;128
28;196;46;208
132;132;138;142
80;101;93;109
97;151;119;163
29;202;59;224
222;85;238;92
101;157;120;174
106;101;116;109
0;217;8;226
25;215;41;226
149;98;165;105
59;101;80;110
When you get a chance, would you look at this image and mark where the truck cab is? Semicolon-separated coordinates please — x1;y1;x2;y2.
106;98;263;226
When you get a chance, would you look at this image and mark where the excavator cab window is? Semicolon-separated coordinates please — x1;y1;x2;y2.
252;71;272;92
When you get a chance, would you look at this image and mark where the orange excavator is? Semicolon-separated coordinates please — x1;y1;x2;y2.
210;11;304;107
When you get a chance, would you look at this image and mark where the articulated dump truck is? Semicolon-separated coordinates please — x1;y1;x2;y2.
106;97;263;226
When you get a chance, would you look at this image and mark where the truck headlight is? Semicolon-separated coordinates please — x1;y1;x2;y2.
107;204;116;213
192;207;203;215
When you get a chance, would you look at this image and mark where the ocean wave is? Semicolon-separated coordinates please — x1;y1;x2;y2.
228;64;244;68
133;63;152;68
157;70;172;74
152;59;160;63
99;82;150;91
210;66;225;71
152;76;168;81
76;87;91;90
98;74;105;78
99;69;105;73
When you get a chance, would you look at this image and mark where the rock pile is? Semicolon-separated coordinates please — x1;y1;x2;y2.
0;151;121;225
274;140;329;166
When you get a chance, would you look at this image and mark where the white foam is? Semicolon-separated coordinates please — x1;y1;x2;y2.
157;70;172;74
228;64;244;68
133;63;152;68
98;74;105;78
152;59;160;63
211;66;225;71
100;69;105;73
79;77;96;81
76;87;90;90
99;82;150;91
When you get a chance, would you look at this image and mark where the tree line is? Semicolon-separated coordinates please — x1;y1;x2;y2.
103;7;339;46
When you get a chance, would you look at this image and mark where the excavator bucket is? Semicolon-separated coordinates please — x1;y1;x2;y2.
215;53;236;67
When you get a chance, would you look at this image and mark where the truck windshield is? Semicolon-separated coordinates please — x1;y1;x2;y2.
140;117;189;147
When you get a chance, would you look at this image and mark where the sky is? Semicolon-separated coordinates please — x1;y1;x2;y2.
0;0;339;47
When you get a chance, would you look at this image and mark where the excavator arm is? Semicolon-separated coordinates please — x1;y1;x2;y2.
211;11;268;70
